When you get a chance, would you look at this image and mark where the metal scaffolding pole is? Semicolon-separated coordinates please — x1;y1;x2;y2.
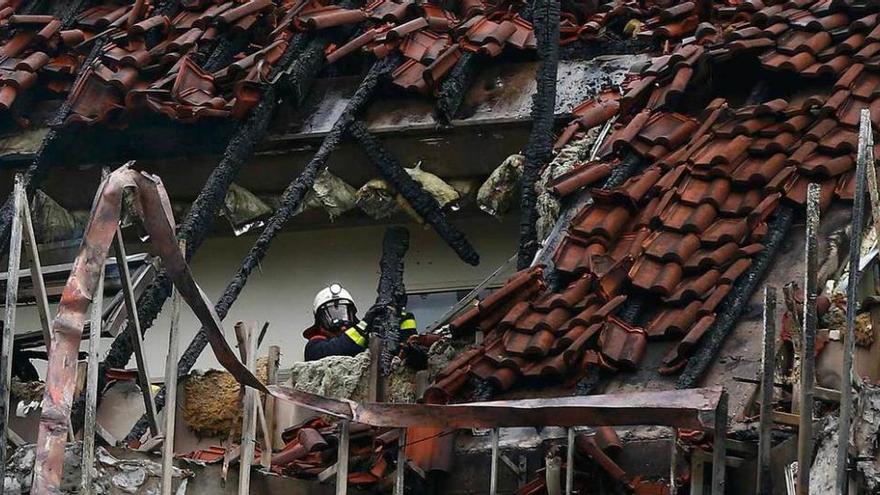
837;108;872;495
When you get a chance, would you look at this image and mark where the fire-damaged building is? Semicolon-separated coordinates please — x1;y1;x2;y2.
0;0;879;494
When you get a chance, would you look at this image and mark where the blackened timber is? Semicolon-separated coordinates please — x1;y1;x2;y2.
348;121;480;266
121;57;399;442
435;52;482;124
375;226;409;375
677;205;794;389
517;0;560;270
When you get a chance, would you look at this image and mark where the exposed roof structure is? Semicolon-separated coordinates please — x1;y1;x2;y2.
430;0;872;401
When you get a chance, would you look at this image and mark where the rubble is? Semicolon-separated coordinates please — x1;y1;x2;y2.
3;443;190;495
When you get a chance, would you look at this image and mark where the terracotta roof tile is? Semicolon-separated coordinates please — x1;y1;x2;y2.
628;257;683;296
571;204;632;241
643;230;701;264
659;201;717;233
599;318;647;369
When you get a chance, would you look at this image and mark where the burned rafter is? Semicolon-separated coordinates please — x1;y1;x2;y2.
435;52;482;124
374;226;410;375
517;0;561;270
348;120;480;266
122;56;401;442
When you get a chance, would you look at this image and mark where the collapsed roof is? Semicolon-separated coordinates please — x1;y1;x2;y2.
430;0;874;402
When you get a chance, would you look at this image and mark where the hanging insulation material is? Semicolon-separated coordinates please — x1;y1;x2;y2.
299;170;358;220
358;165;461;222
221;183;273;236
536;133;598;239
477;154;524;217
448;178;480;206
357;179;400;219
30;190;81;243
349;120;480;266
406;163;461;211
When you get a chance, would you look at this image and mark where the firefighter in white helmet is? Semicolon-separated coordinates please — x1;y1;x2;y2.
302;283;417;361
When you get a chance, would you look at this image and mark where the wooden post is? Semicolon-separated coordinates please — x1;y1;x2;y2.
114;228;159;436
19;186;52;351
490;428;500;495
256;399;272;468
237;322;258;495
757;287;777;495
161;241;184;495
367;338;382;402
265;345;280;450
838;109;872;495
336;420;350;495
711;391;728;495
0;174;24;486
81;261;105;495
394;428;407;495
670;429;679;495
690;448;705;495
566;427;575;495
797;183;820;495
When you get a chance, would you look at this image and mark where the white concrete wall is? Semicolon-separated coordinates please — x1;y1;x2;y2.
12;216;518;376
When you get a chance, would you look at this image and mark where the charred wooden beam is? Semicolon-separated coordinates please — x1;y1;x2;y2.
375;226;409;375
435;52;482;124
517;0;560;270
121;57;399;442
348;120;480;266
677;205;794;389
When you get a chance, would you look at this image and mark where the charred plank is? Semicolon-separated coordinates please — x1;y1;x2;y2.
517;0;560;270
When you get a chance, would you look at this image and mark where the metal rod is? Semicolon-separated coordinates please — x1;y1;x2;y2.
19;187;52;351
838;109;872;495
114;228;159;436
0;174;23;489
566;427;575;495
161;240;184;495
757;287;777;495
237;323;257;495
490;427;500;495
394;428;407;495
336;420;350;495
426;252;517;332
81;261;105;495
711;391;728;495
798;183;821;495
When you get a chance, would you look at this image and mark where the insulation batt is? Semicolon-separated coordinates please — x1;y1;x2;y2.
222;183;272;232
298;170;357;220
477;153;524;217
535;132;598;239
357;178;399;219
30;190;81;243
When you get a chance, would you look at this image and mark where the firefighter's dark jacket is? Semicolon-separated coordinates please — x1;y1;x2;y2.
303;312;417;361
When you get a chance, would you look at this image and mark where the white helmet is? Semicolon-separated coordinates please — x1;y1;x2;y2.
313;283;354;313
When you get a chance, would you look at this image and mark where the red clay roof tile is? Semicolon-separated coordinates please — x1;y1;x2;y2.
628;257;683;296
599;318;647;369
643;230;701;264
